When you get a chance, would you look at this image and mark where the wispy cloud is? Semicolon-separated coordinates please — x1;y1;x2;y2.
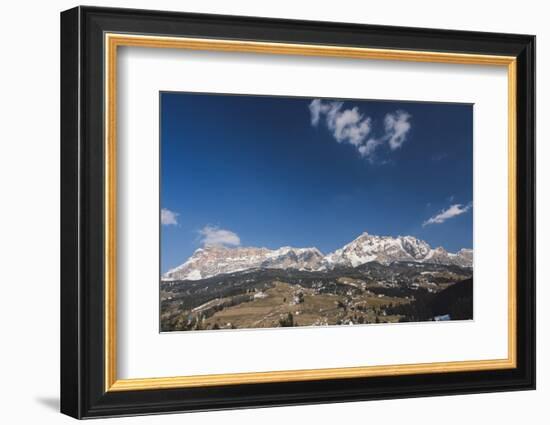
308;99;412;161
199;225;241;247
358;138;383;158
161;208;179;226
309;99;372;147
423;202;472;226
432;152;448;161
385;111;412;150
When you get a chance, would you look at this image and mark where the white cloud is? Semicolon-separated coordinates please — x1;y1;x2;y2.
423;202;472;226
309;100;372;149
328;105;372;147
309;99;411;160
308;98;324;126
384;110;412;150
358;138;382;159
161;208;179;226
199;225;241;247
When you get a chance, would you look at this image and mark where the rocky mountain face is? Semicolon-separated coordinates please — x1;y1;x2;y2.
325;233;431;266
163;245;325;281
326;232;473;268
163;231;473;281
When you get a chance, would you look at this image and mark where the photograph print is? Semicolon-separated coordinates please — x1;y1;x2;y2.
160;92;473;332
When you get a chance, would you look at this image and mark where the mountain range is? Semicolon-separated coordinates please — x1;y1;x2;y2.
162;231;473;282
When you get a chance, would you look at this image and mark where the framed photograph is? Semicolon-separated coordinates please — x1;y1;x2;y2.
60;6;535;419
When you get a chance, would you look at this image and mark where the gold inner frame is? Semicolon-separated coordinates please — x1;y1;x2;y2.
104;33;518;392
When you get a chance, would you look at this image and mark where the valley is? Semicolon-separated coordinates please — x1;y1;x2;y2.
160;261;473;331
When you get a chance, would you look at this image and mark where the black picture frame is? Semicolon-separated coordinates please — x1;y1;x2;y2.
61;5;535;419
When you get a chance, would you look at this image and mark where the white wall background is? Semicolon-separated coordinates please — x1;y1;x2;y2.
0;0;545;423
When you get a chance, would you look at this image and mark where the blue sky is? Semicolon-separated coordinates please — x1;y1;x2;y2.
160;92;473;273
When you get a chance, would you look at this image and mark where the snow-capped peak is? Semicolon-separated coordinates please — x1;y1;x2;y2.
162;245;325;281
162;231;473;281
